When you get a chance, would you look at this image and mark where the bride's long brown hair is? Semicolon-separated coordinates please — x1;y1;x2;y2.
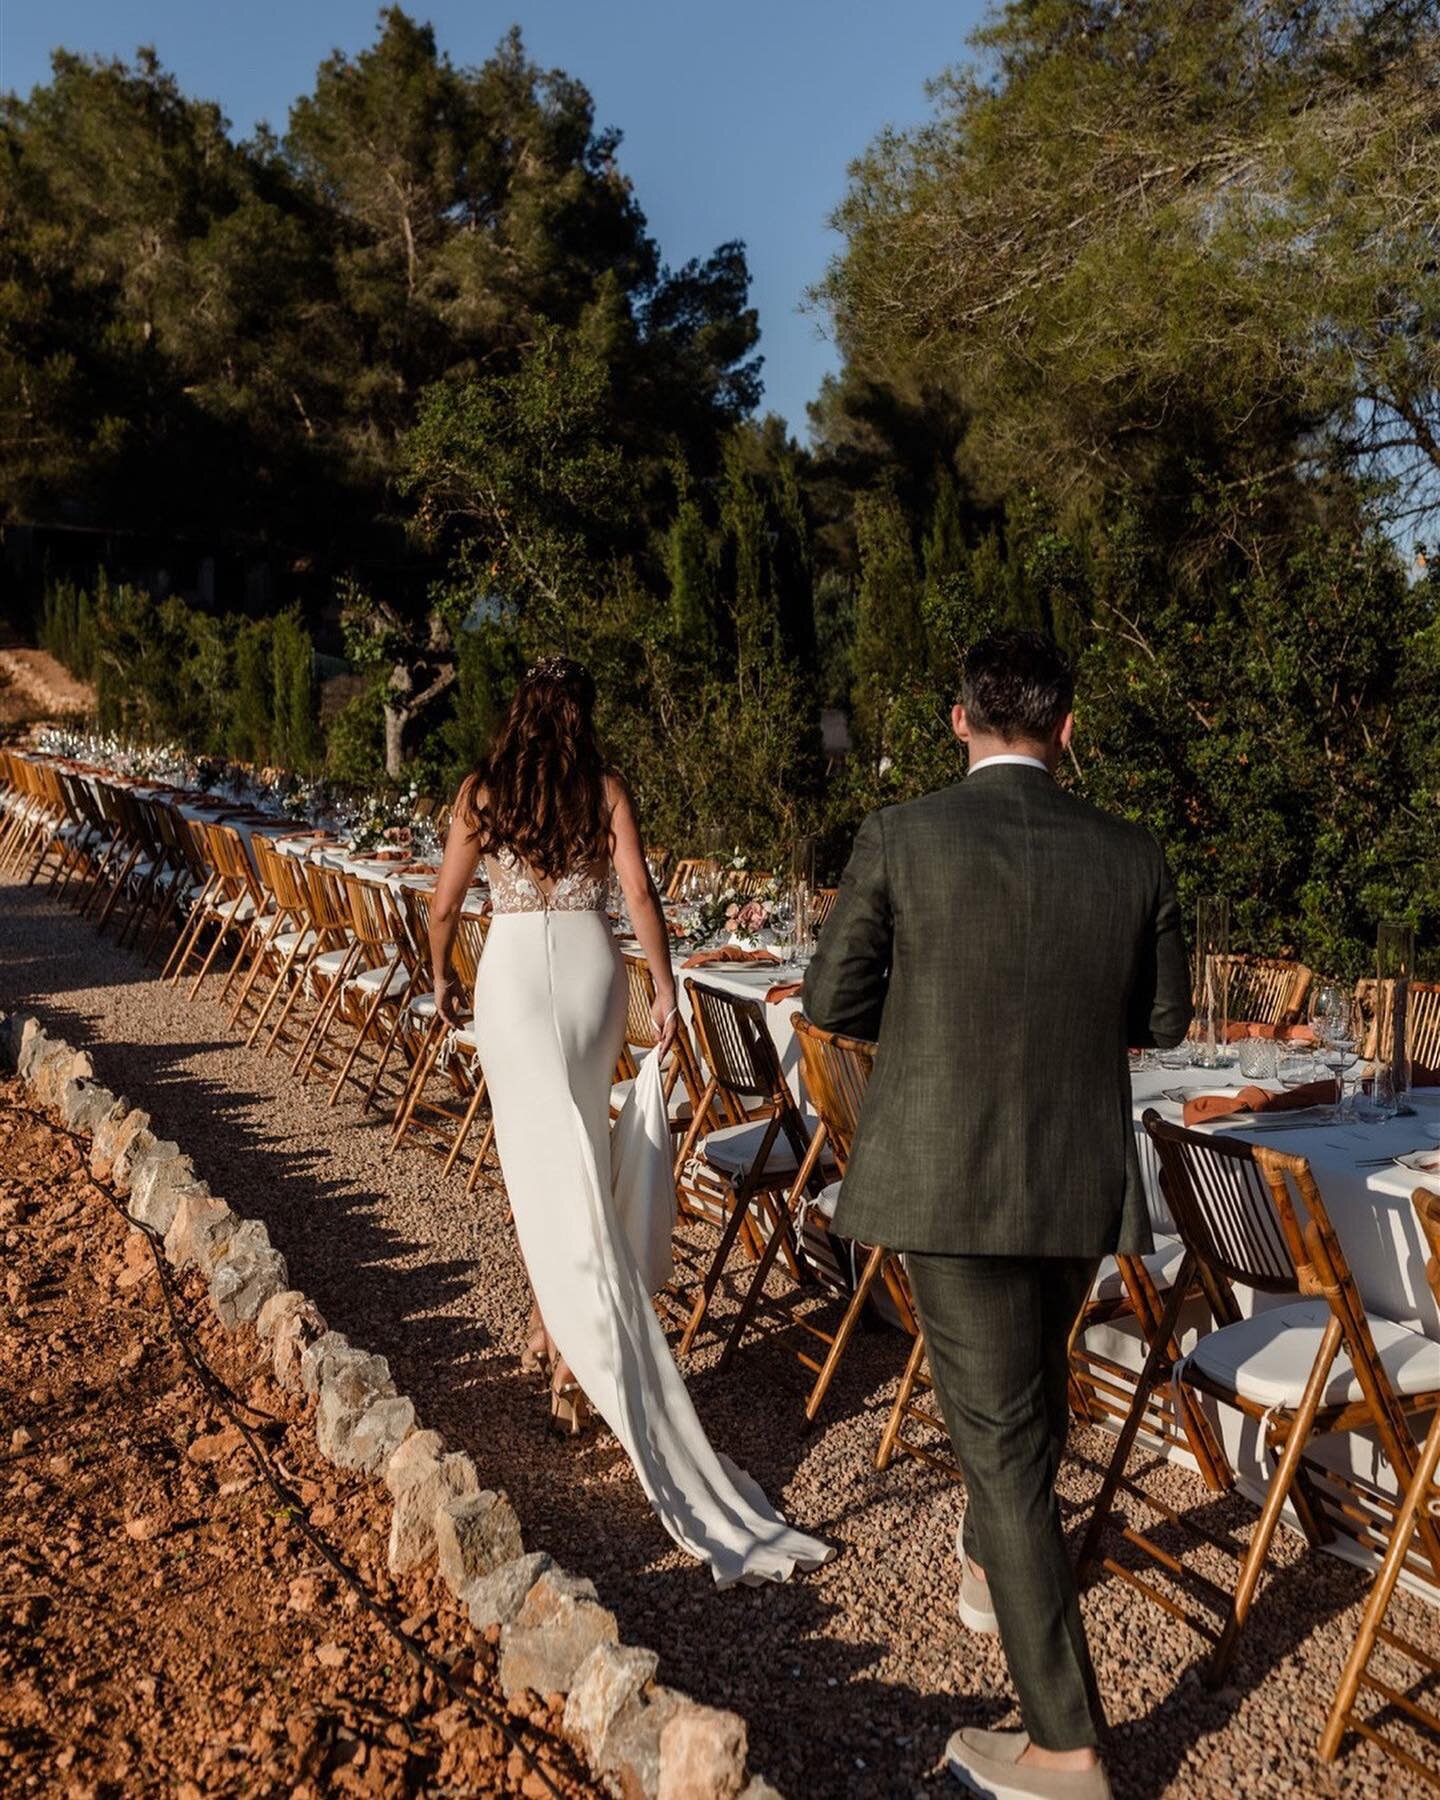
462;657;611;880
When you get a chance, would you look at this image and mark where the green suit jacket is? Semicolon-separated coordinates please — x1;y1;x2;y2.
802;763;1192;1257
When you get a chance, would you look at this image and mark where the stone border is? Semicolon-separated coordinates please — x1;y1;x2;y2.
0;1008;781;1800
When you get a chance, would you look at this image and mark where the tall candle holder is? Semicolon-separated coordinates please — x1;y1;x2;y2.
1375;920;1415;1113
1193;898;1231;1069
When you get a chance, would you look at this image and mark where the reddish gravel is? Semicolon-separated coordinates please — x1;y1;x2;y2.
0;1083;600;1798
3;867;1437;1797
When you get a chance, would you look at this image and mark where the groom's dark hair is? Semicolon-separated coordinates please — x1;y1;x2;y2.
960;629;1074;742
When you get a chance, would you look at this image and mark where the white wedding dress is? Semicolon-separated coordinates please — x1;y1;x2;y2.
471;845;833;1588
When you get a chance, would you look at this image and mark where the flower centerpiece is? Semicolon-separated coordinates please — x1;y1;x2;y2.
686;858;784;950
343;780;422;855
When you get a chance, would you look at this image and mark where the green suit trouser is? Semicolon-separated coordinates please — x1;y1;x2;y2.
906;1251;1105;1751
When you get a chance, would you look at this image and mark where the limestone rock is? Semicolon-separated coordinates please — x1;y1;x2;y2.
314;1350;398;1467
435;1488;523;1597
128;1145;203;1238
32;1042;91;1108
163;1191;240;1274
463;1551;554;1630
210;1221;289;1328
563;1643;660;1767
271;1298;328;1391
605;1685;689;1799
60;1077;117;1136
387;1447;480;1574
16;1017;48;1080
113;1127;167;1197
499;1568;618;1698
384;1428;444;1497
739;1780;783;1800
658;1705;749;1800
348;1395;416;1475
256;1288;309;1342
88;1100;138;1180
300;1331;354;1399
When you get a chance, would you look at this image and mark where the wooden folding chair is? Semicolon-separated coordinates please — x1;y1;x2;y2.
809;888;839;929
1079;1112;1440;1688
764;1015;916;1416
305;872;407;1098
1203;954;1312;1031
257;860;352;1058
284;865;365;1075
389;903;495;1186
1357;979;1440;1088
609;953;707;1138
1319;1187;1440;1780
1066;1201;1227;1481
227;836;308;1035
671;979;819;1357
665;857;721;901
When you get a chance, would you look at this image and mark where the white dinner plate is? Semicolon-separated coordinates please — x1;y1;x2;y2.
1394;1148;1440;1177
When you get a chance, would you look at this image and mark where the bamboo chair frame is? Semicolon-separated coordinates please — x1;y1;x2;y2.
388;902;495;1186
723;1014;910;1405
257;860;352;1058
286;865;366;1077
226;836;306;1035
1197;954;1312;1031
671;978;817;1358
611;953;708;1132
1356;979;1440;1089
809;888;839;930
665;857;722;901
1078;1112;1440;1688
1321;1193;1440;1780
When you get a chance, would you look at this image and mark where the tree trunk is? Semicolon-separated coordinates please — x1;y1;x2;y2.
382;701;408;781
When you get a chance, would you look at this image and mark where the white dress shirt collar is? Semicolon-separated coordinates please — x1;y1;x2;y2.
966;752;1052;777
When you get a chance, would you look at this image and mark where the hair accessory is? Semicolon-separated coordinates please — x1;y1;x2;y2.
526;655;573;682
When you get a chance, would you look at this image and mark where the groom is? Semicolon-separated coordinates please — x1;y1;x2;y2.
803;629;1191;1798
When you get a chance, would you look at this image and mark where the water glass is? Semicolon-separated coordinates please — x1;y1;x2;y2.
1237;1036;1279;1082
1158;1041;1191;1072
1277;1050;1315;1089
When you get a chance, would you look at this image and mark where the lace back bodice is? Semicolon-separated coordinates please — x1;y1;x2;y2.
485;844;609;915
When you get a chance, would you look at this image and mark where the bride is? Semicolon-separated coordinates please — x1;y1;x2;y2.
426;656;832;1588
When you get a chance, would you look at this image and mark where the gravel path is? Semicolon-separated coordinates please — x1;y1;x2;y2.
2;867;1434;1798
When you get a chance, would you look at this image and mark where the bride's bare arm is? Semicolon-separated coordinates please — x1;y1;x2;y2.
430;778;483;1027
607;775;678;1053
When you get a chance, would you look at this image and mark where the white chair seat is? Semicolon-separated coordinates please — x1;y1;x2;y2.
610;1076;692;1122
697;1115;822;1179
1092;1233;1187;1304
1188;1298;1440;1410
814;1178;842;1220
312;946;354;976
409;992;439;1019
348;958;408;999
204;893;259;922
273;928;318;956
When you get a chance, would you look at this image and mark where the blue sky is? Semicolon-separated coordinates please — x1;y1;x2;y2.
0;0;989;438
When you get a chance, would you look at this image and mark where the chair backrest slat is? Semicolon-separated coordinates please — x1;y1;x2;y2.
686;978;784;1103
792;1014;873;1170
1144;1111;1310;1294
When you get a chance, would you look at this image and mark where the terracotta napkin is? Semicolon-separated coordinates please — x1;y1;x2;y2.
1183;1079;1337;1129
1224;1021;1317;1046
766;980;804;1005
681;946;782;969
